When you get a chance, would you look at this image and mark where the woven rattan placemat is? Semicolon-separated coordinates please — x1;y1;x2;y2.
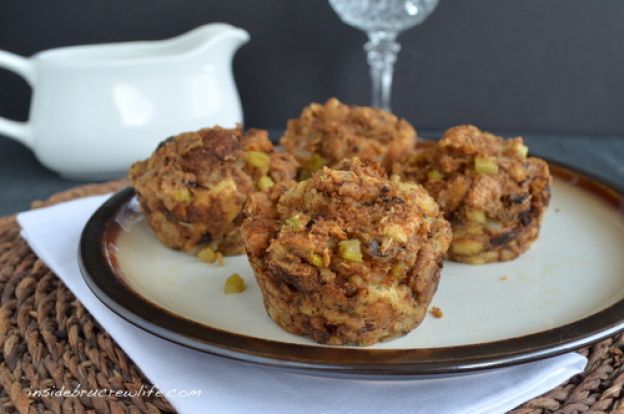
1;181;623;414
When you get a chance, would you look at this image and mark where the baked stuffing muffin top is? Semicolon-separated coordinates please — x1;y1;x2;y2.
241;158;452;345
395;125;551;263
280;97;417;176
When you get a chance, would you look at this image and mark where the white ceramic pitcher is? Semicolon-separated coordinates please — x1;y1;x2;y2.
0;23;249;180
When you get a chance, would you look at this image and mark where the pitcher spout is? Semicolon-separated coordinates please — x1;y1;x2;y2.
169;23;250;58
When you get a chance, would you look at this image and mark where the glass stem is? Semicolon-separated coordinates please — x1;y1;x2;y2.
365;30;400;111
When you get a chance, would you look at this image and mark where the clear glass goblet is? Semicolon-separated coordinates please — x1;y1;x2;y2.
329;0;439;111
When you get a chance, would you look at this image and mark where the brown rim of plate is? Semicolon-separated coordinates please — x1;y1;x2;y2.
78;159;624;376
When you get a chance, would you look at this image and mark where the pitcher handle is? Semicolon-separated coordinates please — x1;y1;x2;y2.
0;50;36;148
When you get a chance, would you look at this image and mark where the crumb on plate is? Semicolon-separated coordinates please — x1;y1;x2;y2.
224;273;246;294
430;306;444;318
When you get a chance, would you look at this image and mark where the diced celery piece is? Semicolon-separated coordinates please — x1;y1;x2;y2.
384;224;408;244
224;273;246;293
465;209;486;223
284;214;306;231
209;179;237;194
514;143;529;158
308;253;324;268
338;239;363;262
390;263;408;279
427;169;444;181
474;157;499;175
244;151;271;173
257;175;275;191
197;246;216;263
173;188;192;202
303;153;328;172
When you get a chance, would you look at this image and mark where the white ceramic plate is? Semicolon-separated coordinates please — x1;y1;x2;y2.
80;162;624;375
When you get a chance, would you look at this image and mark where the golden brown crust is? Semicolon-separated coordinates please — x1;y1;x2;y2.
129;126;298;255
394;125;551;264
241;158;452;346
280;98;417;174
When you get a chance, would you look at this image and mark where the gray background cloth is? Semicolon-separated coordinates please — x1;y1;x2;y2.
1;131;622;216
1;0;624;134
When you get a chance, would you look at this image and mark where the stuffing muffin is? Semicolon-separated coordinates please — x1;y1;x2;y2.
129;126;298;255
280;97;417;176
395;125;551;264
241;158;452;346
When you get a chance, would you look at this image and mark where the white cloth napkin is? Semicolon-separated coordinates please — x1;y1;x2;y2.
17;194;587;414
